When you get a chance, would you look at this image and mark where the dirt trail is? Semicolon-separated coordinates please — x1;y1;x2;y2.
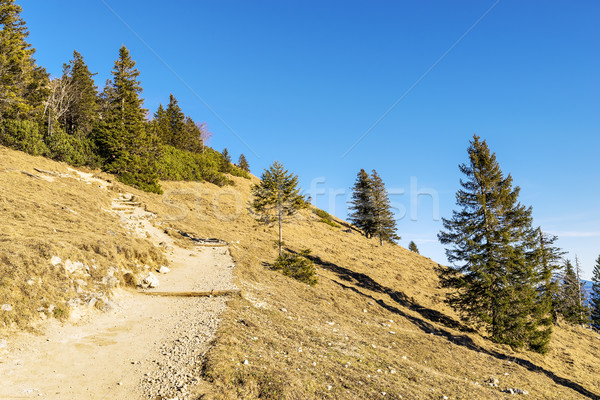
0;184;236;399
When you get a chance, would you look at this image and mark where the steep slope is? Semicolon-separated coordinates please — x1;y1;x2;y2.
1;145;599;399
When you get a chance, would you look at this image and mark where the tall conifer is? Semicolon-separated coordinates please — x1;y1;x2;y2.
61;50;98;137
438;135;541;350
559;259;588;325
0;0;48;120
238;153;250;172
95;46;160;193
370;170;399;246
349;169;375;238
590;255;600;330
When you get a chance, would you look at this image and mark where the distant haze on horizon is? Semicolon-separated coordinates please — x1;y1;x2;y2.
20;0;599;278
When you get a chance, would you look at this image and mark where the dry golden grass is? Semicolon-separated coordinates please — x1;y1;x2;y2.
1;145;599;399
0;146;166;328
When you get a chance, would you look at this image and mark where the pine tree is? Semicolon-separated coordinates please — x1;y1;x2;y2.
220;147;232;173
182;116;204;153
0;0;49;121
348;169;375;238
438;135;541;351
530;229;565;353
250;161;306;255
94;46;160;193
558;259;588;325
61;50;98;138
238;153;250;172
370;170;399;246
408;241;419;253
590;255;600;331
152;103;169;143
166;93;185;148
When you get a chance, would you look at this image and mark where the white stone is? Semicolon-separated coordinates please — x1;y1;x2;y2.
0;339;7;349
50;256;62;266
158;266;171;274
1;304;13;312
64;260;85;274
141;273;159;288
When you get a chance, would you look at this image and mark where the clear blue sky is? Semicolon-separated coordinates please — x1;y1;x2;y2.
20;1;599;278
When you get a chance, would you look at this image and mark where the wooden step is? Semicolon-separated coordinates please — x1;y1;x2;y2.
140;289;240;297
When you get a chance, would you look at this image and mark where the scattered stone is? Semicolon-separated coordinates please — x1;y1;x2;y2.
158;266;171;274
140;273;159;289
502;388;528;395
64;260;86;274
50;256;62;266
101;276;119;288
26;279;35;285
243;359;249;365
1;304;13;312
485;377;499;387
0;339;7;349
280;307;287;312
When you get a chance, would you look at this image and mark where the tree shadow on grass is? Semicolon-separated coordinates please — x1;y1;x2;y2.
310;253;599;400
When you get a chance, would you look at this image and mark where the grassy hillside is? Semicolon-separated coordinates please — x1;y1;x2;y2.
1;146;599;399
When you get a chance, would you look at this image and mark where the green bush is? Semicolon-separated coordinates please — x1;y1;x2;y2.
313;208;340;228
0;119;48;156
230;165;251;179
156;145;233;186
108;153;163;194
45;128;101;167
272;249;317;285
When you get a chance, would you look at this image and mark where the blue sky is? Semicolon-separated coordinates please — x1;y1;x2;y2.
20;1;599;278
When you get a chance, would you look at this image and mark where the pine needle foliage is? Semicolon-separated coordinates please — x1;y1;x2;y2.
591;255;600;331
408;241;419;253
438;135;543;351
238;153;250;172
272;249;317;286
348;169;398;245
250;161;306;255
558;259;589;325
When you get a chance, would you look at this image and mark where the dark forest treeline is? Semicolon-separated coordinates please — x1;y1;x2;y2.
0;0;249;193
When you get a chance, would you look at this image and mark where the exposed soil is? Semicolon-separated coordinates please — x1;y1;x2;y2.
0;174;236;400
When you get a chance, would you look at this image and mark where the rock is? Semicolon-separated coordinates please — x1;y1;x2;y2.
0;339;7;349
64;260;85;274
243;359;249;365
1;304;13;312
502;388;528;395
158;266;171;274
141;273;159;289
50;256;62;266
102;276;119;288
485;377;499;387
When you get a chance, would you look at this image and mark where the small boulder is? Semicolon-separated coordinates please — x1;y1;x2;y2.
1;304;13;312
50;256;62;266
158;266;171;274
140;273;159;289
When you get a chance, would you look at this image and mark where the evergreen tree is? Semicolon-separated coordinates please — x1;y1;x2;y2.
0;0;49;121
530;229;565;353
220;147;232;173
348;169;375;238
94;46;160;193
438;135;541;351
250;161;306;255
152;103;169;143
408;241;419;253
238;153;250;172
558;259;588;325
166;93;185;148
182;116;204;153
370;170;399;246
61;50;98;138
590;255;600;331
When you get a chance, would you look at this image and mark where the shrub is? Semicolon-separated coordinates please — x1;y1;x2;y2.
156;145;234;186
0;119;48;156
272;249;317;285
313;208;340;228
45;129;101;167
108;153;163;194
